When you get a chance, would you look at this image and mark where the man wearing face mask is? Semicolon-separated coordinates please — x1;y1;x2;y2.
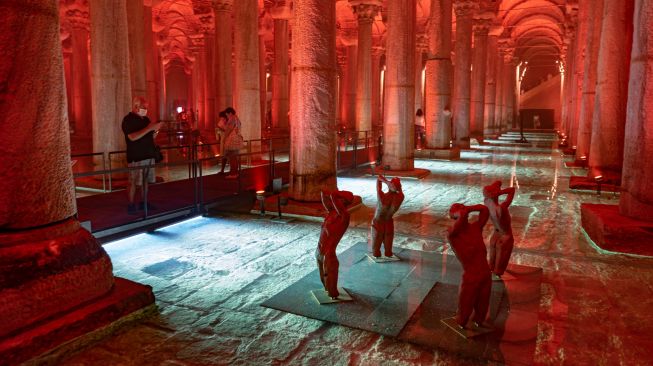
122;97;162;214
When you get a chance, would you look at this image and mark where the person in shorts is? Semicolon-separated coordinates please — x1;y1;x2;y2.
122;97;161;214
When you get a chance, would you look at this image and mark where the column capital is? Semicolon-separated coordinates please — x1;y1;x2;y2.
473;18;492;36
350;1;381;23
453;0;480;18
212;0;233;12
416;33;429;51
64;1;90;31
339;28;358;46
269;0;292;20
372;46;385;58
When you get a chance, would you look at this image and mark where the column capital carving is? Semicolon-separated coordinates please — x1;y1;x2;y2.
63;0;90;31
416;34;429;51
350;1;381;23
372;46;385;58
472;18;492;35
453;0;480;18
339;28;358;46
212;0;233;12
269;0;292;20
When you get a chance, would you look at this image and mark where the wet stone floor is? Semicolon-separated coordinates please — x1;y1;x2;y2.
65;134;653;365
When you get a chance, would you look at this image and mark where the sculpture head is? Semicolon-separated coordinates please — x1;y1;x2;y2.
390;177;401;192
334;190;354;206
449;203;465;219
483;181;502;199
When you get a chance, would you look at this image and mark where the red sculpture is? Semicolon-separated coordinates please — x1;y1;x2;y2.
371;175;405;257
483;181;515;277
447;203;492;328
316;190;354;299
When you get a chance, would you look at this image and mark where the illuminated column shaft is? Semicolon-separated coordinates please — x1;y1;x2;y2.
0;0;113;338
620;0;653;219
588;0;634;180
451;1;477;148
271;4;291;132
483;35;498;135
425;0;452;148
126;0;147;98
576;0;602;159
352;2;379;132
570;0;589;148
68;9;93;137
289;0;338;201
383;0;416;169
234;0;261;140
90;0;131;158
144;3;159;123
214;0;233;111
204;33;216;130
470;19;490;138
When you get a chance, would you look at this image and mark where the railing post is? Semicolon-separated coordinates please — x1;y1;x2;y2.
108;152;113;192
352;132;358;170
101;153;107;192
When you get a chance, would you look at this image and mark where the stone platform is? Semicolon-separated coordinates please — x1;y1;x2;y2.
251;193;363;220
0;277;155;365
581;203;653;256
569;176;620;193
262;242;542;365
414;147;461;161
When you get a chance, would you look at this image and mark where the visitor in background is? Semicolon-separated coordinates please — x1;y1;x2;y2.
216;110;227;164
122;97;161;214
415;108;425;148
223;107;244;179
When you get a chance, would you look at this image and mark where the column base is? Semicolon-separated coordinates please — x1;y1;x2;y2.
414;147;461;161
0;277;155;365
564;159;589;169
581;203;653;256
569;176;620;193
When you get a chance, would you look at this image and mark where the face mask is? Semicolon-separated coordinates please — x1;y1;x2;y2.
138;108;147;117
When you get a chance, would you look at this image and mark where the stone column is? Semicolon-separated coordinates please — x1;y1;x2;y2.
588;0;634;181
371;48;383;126
470;17;491;139
494;52;504;133
383;0;416;169
425;0;452;149
144;2;159;123
214;0;233;111
234;0;261;140
575;0;603;160
193;39;207;127
126;0;147;98
351;1;380;133
451;0;477;148
259;32;267;131
90;0;132;158
66;2;93;137
289;0;337;201
342;34;358;130
270;1;291;133
620;0;653;219
0;0;114;344
570;0;589;148
414;35;427;113
483;34;498;135
204;32;216;131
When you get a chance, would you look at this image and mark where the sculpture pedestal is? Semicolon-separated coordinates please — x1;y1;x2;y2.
440;317;494;339
414;147;461;161
581;203;653;256
366;253;401;263
311;288;353;304
365;168;431;180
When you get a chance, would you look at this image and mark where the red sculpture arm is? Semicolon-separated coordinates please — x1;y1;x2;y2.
500;186;516;207
468;204;490;227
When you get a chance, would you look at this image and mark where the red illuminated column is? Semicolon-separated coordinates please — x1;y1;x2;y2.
371;48;383;125
0;0;114;339
483;34;498;135
452;0;477;148
620;0;653;220
193;40;207;127
425;0;453;149
494;50;504;133
570;0;589;148
289;0;338;201
415;35;427;113
383;0;416;169
340;32;358;130
90;0;131;159
504;56;516;131
214;0;233;112
259;31;267;132
66;2;93;137
351;1;380;133
588;0;634;181
575;0;603;160
203;31;216;131
234;0;262;140
270;2;291;133
144;1;159;124
126;0;147;99
470;17;491;139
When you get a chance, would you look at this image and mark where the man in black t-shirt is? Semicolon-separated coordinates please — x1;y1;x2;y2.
122;97;161;214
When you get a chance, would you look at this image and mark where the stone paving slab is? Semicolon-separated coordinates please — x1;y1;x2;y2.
261;242;441;337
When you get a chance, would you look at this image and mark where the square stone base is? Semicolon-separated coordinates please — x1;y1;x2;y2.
0;277;155;365
414;147;461;161
565;160;588;168
569;176;620;193
581;203;653;256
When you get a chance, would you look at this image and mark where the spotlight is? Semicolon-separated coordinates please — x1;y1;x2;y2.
176;106;183;114
256;190;266;216
594;175;604;195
